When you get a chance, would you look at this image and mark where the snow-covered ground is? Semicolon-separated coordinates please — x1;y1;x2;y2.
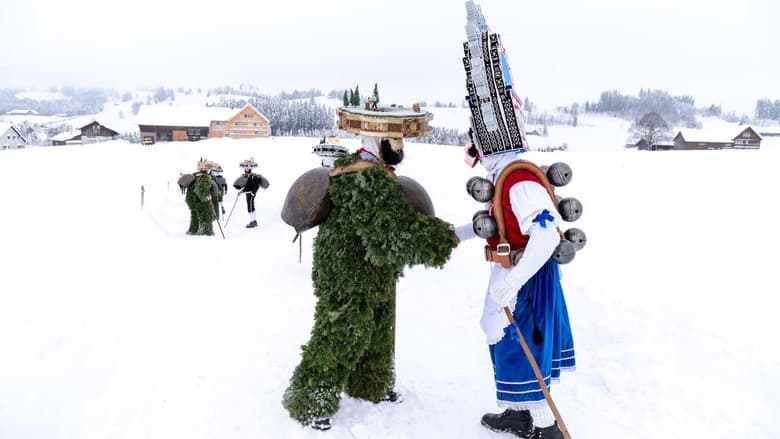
0;136;778;439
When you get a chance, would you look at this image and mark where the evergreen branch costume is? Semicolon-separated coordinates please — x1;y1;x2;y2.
282;153;456;425
185;171;215;236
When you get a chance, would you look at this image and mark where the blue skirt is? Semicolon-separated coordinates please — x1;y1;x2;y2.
488;259;575;404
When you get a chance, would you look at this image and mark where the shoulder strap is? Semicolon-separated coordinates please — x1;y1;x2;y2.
329;159;396;179
493;159;559;248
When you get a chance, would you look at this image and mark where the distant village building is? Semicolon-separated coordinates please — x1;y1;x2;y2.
136;103;270;144
635;138;673;151
78;121;119;144
5;109;39;116
731;126;762;149
0;122;29;150
50;130;82;146
673;126;762;150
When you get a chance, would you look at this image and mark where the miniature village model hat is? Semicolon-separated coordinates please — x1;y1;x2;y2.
336;102;432;140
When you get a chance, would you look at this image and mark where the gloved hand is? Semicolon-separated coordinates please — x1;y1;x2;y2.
488;267;522;307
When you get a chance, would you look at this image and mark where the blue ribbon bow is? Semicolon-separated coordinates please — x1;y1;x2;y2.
532;209;555;228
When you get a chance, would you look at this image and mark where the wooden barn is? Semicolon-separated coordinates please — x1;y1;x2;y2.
50;130;82;146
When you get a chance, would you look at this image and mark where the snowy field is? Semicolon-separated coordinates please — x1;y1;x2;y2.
0;137;778;439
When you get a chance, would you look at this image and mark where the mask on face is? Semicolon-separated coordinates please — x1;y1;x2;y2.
464;142;480;168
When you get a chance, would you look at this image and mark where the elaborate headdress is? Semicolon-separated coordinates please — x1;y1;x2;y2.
463;1;528;158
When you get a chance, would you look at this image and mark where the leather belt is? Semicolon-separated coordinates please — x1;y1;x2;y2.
484;244;524;268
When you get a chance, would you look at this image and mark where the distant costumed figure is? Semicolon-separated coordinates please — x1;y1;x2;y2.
211;164;227;217
451;3;587;438
184;159;217;236
280;103;458;430
232;158;269;228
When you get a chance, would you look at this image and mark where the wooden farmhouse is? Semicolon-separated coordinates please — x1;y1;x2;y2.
79;121;119;143
0;122;29;150
731;126;762;149
137;103;270;144
672;126;762;150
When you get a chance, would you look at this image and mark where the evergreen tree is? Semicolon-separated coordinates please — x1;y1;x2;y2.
372;83;379;104
351;85;361;106
343;90;349;106
349;89;354;106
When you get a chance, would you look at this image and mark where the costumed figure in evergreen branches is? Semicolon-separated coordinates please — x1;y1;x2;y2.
452;3;585;438
185;159;216;236
233;158;269;228
212;164;227;217
281;135;458;430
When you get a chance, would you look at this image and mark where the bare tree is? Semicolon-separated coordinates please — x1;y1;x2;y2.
631;111;671;148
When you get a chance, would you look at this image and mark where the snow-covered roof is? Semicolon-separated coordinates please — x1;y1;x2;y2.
136;104;241;127
676;125;763;143
77;120;118;133
6;109;39;115
50;130;82;142
0;122;27;142
0;122;19;135
675;130;730;143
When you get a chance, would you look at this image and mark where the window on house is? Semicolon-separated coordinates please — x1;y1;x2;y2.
244;113;253;118
742;132;751;138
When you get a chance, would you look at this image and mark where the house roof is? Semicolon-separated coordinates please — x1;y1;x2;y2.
6;109;39;115
676;125;763;144
78;120;119;135
675;130;733;143
136;104;245;127
733;126;762;140
50;130;82;142
0;122;28;143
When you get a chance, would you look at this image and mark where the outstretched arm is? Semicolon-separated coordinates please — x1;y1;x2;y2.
339;167;456;269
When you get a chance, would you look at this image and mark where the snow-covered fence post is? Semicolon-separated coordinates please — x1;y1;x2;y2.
141;185;145;210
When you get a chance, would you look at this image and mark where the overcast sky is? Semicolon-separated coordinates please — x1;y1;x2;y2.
1;0;777;114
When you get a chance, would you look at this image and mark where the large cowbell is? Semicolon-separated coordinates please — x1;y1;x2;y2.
463;1;527;158
463;160;587;264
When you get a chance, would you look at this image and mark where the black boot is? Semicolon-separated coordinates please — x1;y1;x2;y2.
531;422;564;439
309;417;331;431
379;390;403;403
481;409;533;437
246;220;257;228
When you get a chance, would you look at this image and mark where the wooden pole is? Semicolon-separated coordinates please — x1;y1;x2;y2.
503;307;572;439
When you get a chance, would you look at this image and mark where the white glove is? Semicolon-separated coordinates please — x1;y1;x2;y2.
488;267;521;307
453;223;476;242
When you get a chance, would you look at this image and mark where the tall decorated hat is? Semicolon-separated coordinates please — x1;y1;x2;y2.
463;1;528;158
240;158;258;170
